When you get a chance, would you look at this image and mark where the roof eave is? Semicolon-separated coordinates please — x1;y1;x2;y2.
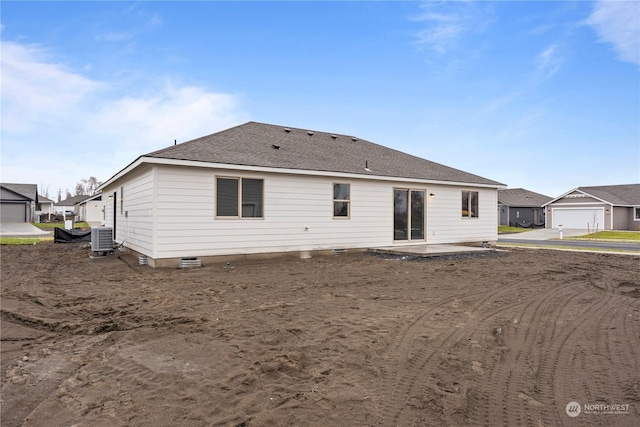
105;156;505;189
543;188;620;207
96;156;145;191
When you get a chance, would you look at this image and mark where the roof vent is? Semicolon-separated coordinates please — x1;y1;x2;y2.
284;128;291;133
351;137;358;141
307;131;314;136
331;134;337;139
272;144;280;150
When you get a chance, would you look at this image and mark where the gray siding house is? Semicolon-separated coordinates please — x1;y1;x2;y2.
498;188;552;227
543;184;640;231
0;183;39;223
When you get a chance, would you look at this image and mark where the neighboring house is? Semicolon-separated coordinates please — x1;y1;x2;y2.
37;196;55;222
55;195;89;216
0;183;39;223
543;184;640;231
498;188;552;227
76;193;103;223
97;121;506;267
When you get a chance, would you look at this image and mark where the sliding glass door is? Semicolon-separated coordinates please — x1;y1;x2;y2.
394;189;425;241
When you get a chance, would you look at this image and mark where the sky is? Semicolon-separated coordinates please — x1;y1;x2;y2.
1;0;639;201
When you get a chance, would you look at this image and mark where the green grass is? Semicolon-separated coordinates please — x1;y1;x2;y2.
496;241;640;254
498;226;532;234
0;237;53;245
33;222;91;230
570;231;640;242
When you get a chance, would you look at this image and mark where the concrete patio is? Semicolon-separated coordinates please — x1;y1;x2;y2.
370;244;493;258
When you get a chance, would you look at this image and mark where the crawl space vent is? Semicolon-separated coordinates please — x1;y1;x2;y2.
180;257;201;268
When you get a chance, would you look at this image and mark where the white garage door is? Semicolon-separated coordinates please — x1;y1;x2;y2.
552;208;605;229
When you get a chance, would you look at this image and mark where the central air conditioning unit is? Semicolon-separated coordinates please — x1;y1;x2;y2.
91;227;113;253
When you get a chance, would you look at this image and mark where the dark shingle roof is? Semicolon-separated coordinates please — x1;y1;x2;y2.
578;184;640;206
55;195;90;206
498;188;552;207
144;122;504;186
1;183;38;201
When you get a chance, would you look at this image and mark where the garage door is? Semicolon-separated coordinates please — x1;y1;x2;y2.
552;208;605;229
1;203;27;222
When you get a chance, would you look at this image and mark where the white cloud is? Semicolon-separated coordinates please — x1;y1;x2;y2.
587;0;640;65
411;1;494;54
535;44;561;79
477;91;523;116
95;31;134;42
1;40;246;194
93;85;244;158
1;41;105;133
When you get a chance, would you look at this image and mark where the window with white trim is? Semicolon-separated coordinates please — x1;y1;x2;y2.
216;177;264;218
462;190;479;218
333;183;350;218
634;207;640;221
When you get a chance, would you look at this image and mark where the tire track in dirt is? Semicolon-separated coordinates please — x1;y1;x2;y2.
551;278;640;426
467;278;583;427
533;279;618;426
379;270;608;426
474;275;603;426
376;274;547;425
50;337;197;426
458;264;637;425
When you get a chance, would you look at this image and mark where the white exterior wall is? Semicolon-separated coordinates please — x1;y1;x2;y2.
425;184;498;244
102;164;498;260
77;200;103;223
108;165;495;260
152;166;387;259
36;202;54;221
102;166;155;255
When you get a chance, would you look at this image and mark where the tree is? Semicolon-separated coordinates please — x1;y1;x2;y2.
74;177;102;196
39;184;50;199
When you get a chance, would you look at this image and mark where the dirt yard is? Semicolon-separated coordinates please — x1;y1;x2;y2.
1;243;639;427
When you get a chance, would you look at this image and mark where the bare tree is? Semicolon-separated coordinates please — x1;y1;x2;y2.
75;177;102;196
39;184;50;199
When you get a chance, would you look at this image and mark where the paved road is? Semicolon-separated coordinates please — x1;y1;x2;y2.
497;237;640;252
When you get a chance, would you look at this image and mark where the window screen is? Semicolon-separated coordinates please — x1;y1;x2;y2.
333;183;350;217
217;178;239;217
242;178;263;217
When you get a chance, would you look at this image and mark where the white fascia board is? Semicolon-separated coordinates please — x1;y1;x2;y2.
544;188;618;207
542;188;579;207
77;193;103;205
545;202;612;207
573;191;614;205
96;156;145;191
106;156;505;189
